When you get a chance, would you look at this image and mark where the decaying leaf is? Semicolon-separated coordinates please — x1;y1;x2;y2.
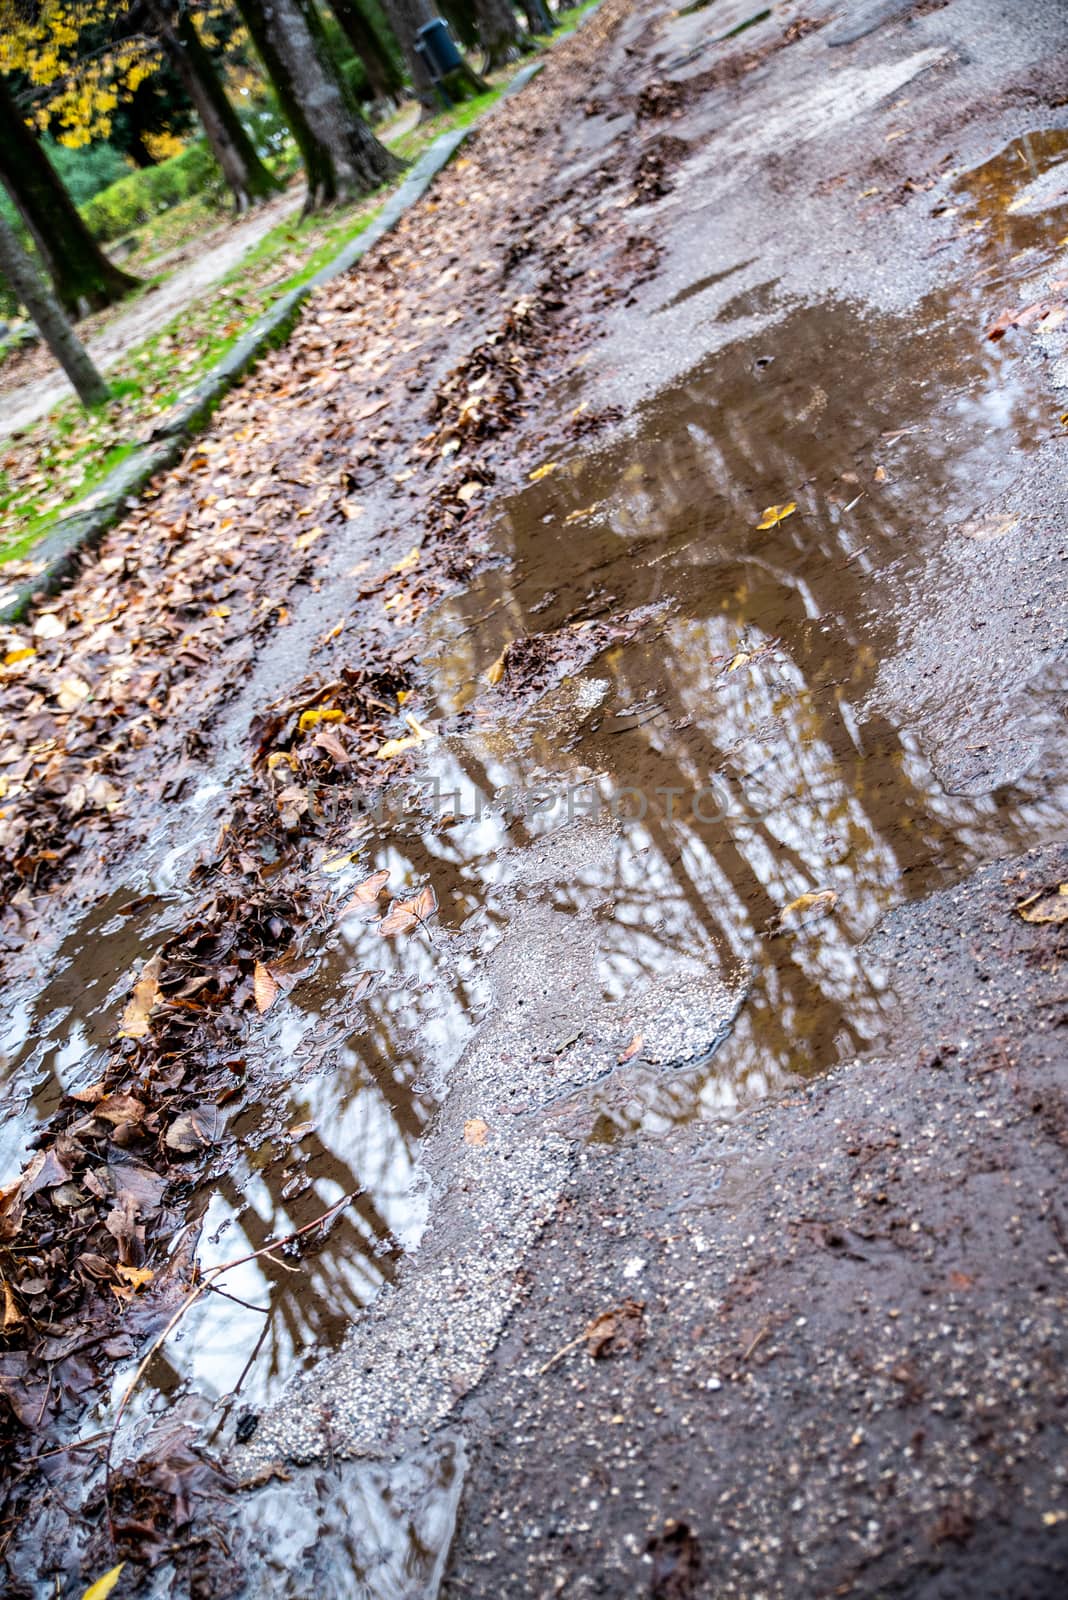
118;952;163;1040
1016;883;1068;924
986;293;1067;341
756;501;797;530
253;961;281;1015
165;1105;227;1154
464;1117;490;1145
378;882;438;937
585;1298;646;1359
81;1567;125;1600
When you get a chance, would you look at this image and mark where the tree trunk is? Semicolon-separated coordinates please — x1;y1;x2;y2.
328;0;404;105
0;210;110;407
439;0;479;50
379;0;440;112
472;0;530;70
144;0;281;211
0;73;139;318
237;0;402;208
517;0;553;33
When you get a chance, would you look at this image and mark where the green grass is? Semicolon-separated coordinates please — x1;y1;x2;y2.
0;18;600;565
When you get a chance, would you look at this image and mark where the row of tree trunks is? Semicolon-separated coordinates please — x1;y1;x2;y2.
472;0;531;70
331;0;405;107
236;0;401;209
145;0;282;211
0;72;139;317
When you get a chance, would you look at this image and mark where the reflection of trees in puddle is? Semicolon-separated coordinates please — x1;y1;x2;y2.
417;294;1067;1129
118;291;1068;1426
230;1437;465;1600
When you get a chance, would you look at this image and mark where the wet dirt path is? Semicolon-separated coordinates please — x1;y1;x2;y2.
2;0;1068;1594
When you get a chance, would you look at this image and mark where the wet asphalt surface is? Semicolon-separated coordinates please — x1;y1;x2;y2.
2;0;1068;1594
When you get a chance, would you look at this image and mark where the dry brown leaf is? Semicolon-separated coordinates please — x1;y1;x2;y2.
378;882;438;938
1016;883;1068;924
340;869;391;917
464;1117;490;1146
618;1032;644;1064
118;952;163;1040
254;961;281;1014
585;1299;646;1359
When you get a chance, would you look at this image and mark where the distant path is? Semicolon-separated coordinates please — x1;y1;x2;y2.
0;185;303;440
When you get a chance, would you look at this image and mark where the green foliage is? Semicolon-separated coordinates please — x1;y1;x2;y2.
80;141;222;243
42;136;129;207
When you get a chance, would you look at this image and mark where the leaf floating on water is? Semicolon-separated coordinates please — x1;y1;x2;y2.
529;461;558;482
376;713;431;760
340;869;391;917
253;961;281;1015
81;1567;125;1600
378;882;438;938
118;952;162;1040
768;889;838;935
986;294;1067;341
1016;883;1068;924
464;1117;489;1146
755;501;797;530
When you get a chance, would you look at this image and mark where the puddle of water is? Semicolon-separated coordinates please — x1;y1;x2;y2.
0;888;177;1180
951;127;1068;274
415;285;1066;1135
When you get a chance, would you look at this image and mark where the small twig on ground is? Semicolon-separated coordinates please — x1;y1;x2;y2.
537;1331;588;1376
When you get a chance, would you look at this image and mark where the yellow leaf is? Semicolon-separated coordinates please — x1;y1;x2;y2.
727;652;750;672
267;750;298;772
464;1117;489;1146
322;851;358;874
254;961;280;1015
81;1565;125;1600
529;461;558;482
118;953;162;1040
376;714;430;761
756;501;797;530
564;503;600;524
115;1264;154;1291
392;547;420;572
3;647;35;666
293;525;325;551
486;649;507;686
1017;884;1068;925
771;890;839;934
298;707;343;733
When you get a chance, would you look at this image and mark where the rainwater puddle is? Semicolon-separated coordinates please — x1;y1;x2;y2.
417;285;1067;1135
